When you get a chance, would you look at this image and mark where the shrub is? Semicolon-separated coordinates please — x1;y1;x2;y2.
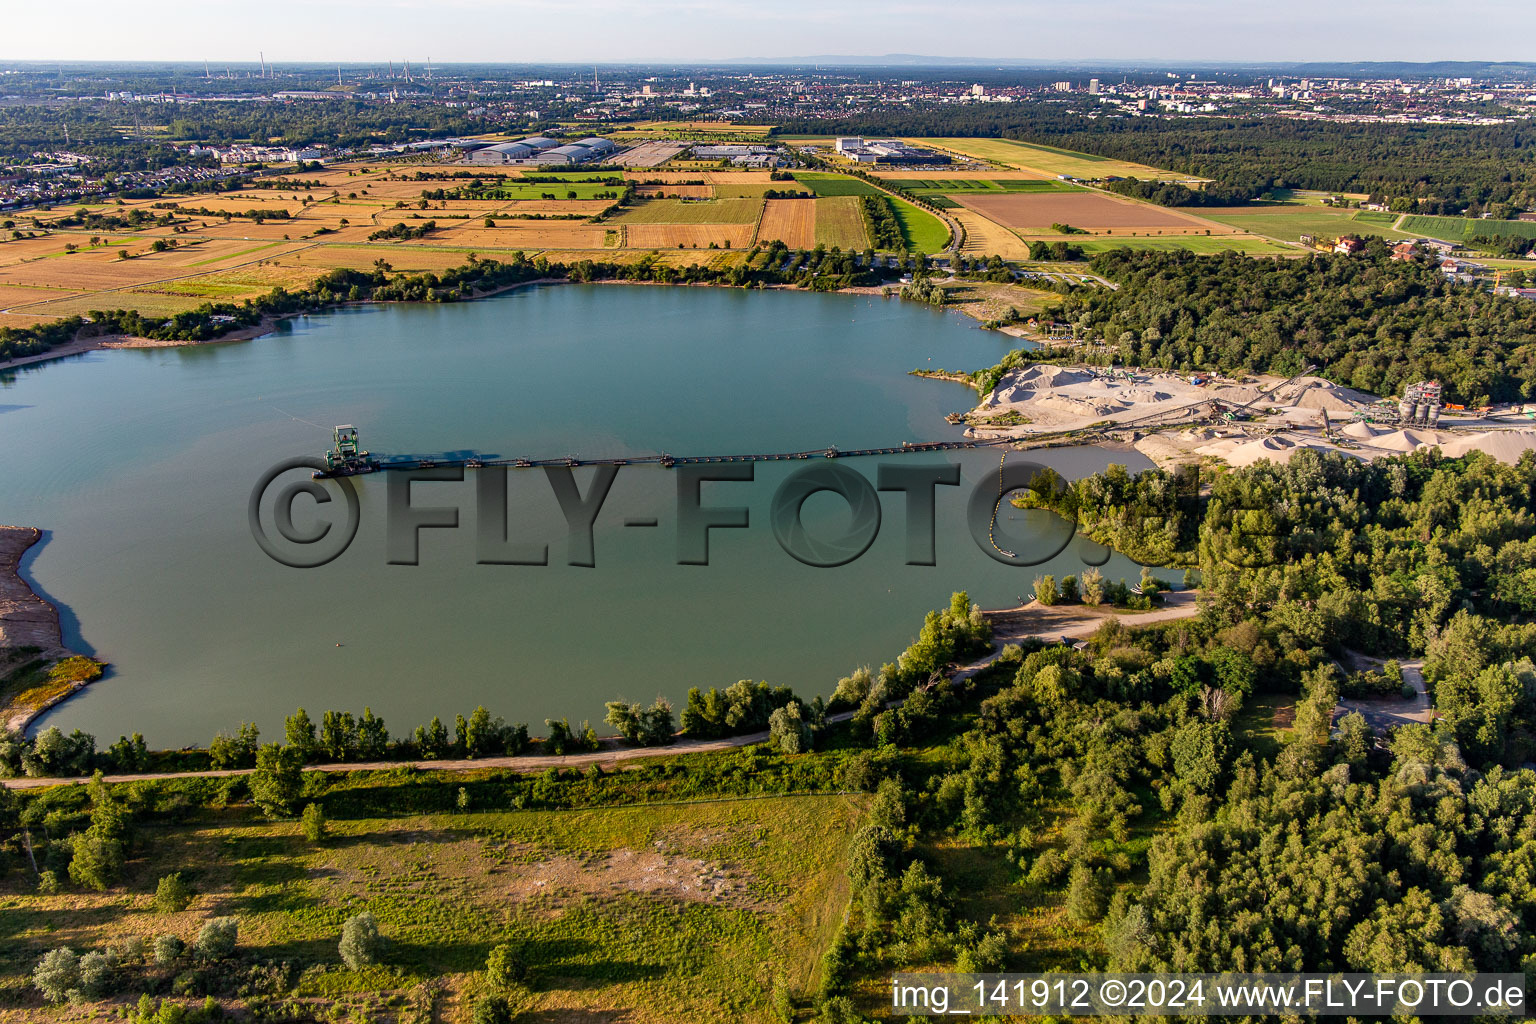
301;802;326;843
1025;847;1066;886
471;994;515;1024
33;947;78;1004
155;934;185;965
1065;863;1112;923
155;873;193;913
193;917;238;960
485;943;527;988
77;949;112;996
339;911;383;969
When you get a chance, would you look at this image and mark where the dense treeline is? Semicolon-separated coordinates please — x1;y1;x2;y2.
984;242;1536;403
1102;177;1266;207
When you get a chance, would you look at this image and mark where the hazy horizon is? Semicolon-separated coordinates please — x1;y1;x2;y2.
2;0;1533;66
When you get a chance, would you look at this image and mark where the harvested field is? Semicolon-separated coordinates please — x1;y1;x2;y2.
612;198;761;224
958;193;1216;234
813;195;870;250
758;198;816;248
625;224;755;249
954;209;1032;259
398;224;610;249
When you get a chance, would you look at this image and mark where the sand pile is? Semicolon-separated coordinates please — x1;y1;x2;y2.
1285;377;1375;412
1370;428;1444;452
1437;430;1536;463
985;365;1093;407
1342;421;1388;439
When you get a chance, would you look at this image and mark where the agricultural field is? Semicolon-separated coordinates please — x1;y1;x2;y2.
888;178;1085;198
624;224;756;249
791;173;884;197
953;209;1033;260
0;792;863;1021
958;192;1219;235
912;138;1193;181
610;198;761;224
1199;202;1418;243
811;196;870;250
757;198;817;248
1399;213;1536;243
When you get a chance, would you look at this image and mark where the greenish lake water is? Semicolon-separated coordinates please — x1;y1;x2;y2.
1;284;1150;747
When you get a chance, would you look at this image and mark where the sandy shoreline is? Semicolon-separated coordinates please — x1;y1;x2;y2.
0;315;286;372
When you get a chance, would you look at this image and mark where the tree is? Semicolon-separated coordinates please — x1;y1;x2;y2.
154;872;193;913
302;802;327;843
1080;567;1105;606
768;702;811;754
604;697;676;747
250;743;303;819
193;917;238;960
339;911;383;969
1034;574;1058;606
208;722;259;769
284;708;317;761
32;947;78;1004
1065;863;1111;923
486;943;527;988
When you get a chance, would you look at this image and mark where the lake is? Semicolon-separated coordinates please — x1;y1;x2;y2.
1;284;1151;747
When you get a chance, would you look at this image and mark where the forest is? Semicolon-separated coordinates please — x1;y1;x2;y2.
988;241;1536;404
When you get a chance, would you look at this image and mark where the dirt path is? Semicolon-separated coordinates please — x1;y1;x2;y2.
952;589;1201;683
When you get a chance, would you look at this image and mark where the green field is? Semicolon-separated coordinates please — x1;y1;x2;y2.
0;792;861;1020
611;198;762;224
1199;203;1416;244
889;197;951;253
477;181;623;201
1399;214;1536;243
912;138;1191;181
791;173;883;197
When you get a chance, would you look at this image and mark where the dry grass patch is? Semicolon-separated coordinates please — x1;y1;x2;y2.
757;199;816;248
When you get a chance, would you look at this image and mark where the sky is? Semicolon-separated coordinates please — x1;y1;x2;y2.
2;0;1534;65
